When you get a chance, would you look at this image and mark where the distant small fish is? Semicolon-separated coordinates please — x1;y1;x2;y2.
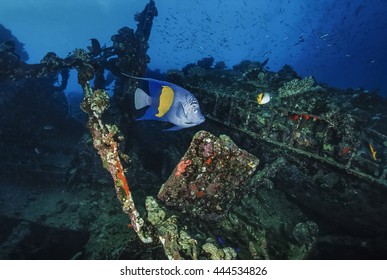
257;92;271;105
261;58;269;67
43;125;54;130
369;60;376;63
263;50;271;57
320;33;329;39
217;236;225;246
216;235;240;253
122;74;205;131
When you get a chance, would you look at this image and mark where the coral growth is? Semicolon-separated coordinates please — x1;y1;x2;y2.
202;243;236;260
145;197;198;260
197;57;214;70
175;159;192;177
278;76;316;98
158;130;259;220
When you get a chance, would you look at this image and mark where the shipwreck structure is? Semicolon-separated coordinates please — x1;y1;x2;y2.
1;1;387;260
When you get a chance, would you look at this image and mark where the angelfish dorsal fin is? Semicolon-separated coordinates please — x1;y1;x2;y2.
156;86;174;117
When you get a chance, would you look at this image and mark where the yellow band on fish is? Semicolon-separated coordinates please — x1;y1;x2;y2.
257;93;263;104
369;143;377;160
156;86;174;117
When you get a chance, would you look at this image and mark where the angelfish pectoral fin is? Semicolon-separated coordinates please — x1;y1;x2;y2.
175;102;186;120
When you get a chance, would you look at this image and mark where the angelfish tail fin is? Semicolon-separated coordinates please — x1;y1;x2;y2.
135;88;152;109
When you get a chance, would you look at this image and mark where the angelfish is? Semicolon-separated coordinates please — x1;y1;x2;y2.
123;74;205;131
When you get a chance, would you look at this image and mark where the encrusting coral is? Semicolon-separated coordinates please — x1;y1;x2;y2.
158;130;259;221
278;76;317;98
80;82;153;243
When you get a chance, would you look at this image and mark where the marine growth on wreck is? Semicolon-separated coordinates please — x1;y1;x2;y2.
1;0;387;261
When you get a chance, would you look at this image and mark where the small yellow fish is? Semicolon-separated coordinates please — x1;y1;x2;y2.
369;143;377;160
257;92;271;105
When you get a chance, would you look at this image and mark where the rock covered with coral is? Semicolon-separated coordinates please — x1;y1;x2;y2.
202;242;236;260
277;76;318;98
158;130;259;220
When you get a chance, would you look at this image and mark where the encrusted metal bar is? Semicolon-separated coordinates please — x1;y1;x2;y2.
81;82;154;243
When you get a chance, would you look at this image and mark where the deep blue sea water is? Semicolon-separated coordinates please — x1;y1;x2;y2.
1;0;386;95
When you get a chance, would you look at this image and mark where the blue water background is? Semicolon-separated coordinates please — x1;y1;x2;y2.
0;0;386;95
